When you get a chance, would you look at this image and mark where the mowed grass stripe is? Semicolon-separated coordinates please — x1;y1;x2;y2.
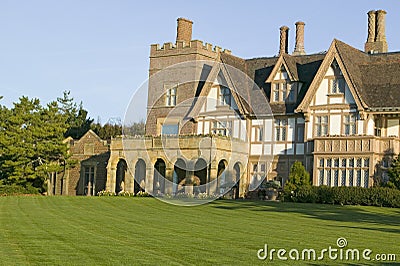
37;197;188;265
0;197;399;265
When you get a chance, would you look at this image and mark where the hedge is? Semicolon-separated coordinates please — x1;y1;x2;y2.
283;186;400;208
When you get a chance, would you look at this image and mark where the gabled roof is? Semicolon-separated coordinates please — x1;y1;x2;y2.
186;53;251;119
297;39;400;113
296;39;367;112
245;53;324;114
187;38;400;118
265;54;299;83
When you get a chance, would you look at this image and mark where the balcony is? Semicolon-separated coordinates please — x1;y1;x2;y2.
313;135;400;155
111;134;248;155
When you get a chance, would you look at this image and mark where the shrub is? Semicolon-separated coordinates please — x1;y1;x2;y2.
283;161;311;201
283;186;400;208
135;191;151;197
118;191;134;197
97;190;116;196
0;183;40;196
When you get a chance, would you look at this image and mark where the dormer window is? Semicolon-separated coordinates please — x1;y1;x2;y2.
271;82;297;103
328;61;345;94
330;78;345;94
218;87;231;106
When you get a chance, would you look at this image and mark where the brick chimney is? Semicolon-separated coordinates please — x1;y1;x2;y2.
176;18;193;44
293;21;306;55
365;10;388;53
279;26;289;55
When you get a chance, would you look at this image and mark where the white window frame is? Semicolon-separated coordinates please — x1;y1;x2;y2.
344;114;357;136
274;119;287;142
315;115;328;137
165;85;177;106
212;120;232;136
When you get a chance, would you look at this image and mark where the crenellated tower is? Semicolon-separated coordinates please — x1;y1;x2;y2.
146;18;232;136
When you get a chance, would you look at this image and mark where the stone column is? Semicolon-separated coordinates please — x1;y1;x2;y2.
164;166;174;195
106;166;116;192
207;161;218;195
293;21;306;55
145;166;154;194
125;168;134;193
279;26;289;55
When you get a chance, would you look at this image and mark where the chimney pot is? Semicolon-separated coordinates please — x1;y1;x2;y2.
375;10;387;42
366;10;376;43
279;26;289;55
176;17;193;45
293;21;306;55
364;10;388;53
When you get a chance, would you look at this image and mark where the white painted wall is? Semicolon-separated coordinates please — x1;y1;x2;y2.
357;120;364;135
265;119;273;141
233;120;239;139
240;120;246;140
197;122;203;134
366;117;374;136
314;79;329;105
387;119;399;137
204;121;210;134
307;114;313;139
330;114;341;135
264;144;272;155
274;144;286;155
251;144;262;155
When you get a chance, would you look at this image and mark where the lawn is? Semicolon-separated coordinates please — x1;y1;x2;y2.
0;197;398;265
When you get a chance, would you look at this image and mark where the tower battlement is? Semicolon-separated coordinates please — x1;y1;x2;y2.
150;40;231;58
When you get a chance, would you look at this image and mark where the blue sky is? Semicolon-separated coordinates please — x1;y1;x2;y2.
0;0;399;124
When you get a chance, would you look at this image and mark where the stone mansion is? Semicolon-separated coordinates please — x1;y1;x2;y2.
53;10;400;197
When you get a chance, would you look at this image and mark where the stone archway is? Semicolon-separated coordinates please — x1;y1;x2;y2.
153;158;166;195
116;159;127;194
134;159;146;194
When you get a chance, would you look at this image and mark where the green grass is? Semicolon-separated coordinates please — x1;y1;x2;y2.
0;197;399;265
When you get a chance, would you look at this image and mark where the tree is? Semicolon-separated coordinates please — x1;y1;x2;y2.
283;161;312;199
123;120;145;136
57;91;93;139
387;154;400;189
91;122;122;140
0;97;69;192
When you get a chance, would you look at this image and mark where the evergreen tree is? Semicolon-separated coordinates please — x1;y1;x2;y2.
57;91;93;139
0;97;69;192
91;122;122;140
387;154;400;189
284;161;311;194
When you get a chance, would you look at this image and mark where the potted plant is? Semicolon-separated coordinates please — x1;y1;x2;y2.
261;180;281;200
